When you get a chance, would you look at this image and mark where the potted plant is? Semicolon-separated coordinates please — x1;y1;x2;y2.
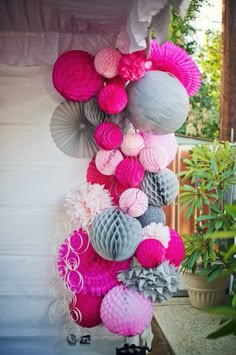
178;140;236;309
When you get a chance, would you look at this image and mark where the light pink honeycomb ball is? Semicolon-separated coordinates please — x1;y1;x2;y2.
95;149;123;176
94;48;122;79
121;132;145;157
139;144;168;172
119;188;148;217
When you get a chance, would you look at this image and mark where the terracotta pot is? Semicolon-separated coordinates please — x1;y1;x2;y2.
183;272;228;309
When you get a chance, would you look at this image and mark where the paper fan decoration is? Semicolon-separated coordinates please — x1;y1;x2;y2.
86;157;114;190
50;101;98;158
84;97;106;126
150;40;201;96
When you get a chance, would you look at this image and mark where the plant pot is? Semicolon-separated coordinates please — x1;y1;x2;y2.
183;272;228;309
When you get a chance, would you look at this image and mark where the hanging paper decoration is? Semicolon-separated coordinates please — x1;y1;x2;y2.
137;205;166;227
98;84;128;114
90;208;143;261
119;188;148;217
100;285;153;336
139;144;169;173
150;40;202;96
95;149;123;176
141;169;179;207
126;71;189;134
115;157;144;188
83;97;106;126
118;51;147;81
109;180;128;205
86;157;115;190
165;228;185;268
117;261;179;303
94;48;122;79
135;239;166;268
143;222;170;248
94;122;123;150
52;50;104;101
120;132;145;157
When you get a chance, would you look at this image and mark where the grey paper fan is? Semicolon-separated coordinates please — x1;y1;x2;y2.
126;71;189;134
141;169;179;207
50;101;98;158
84;97;106;126
137;205;166;227
90;208;143;261
117;261;179;303
106;110;131;133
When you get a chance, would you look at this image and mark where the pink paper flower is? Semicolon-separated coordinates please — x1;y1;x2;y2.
118;51;147;81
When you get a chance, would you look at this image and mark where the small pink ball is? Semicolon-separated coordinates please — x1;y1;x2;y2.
94;122;123;150
165;228;185;267
98;84;128;114
139;144;168;172
115;157;145;187
69;293;102;328
121;133;145;157
119;188;148;217
100;285;153;336
94;48;122;78
135;238;166;268
95;149;123;176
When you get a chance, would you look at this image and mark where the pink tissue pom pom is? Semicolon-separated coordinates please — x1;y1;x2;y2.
98;84;128;114
142;132;178;166
100;285;153;336
139;144;168;172
119;188;148;217
135;238;166;268
52;50;104;101
95;149;123;176
121;133;145;157
94;122;123;150
165;228;185;268
86;157;114;190
69;293;102;328
94;48;122;78
118;51;147;81
115;157;145;188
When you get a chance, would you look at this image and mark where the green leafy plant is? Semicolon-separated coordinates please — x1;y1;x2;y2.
178;140;236;280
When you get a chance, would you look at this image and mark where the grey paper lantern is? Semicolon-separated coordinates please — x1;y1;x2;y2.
126;71;189;134
84;97;106;126
141;169;179;207
137;205;166;227
50;101;98;158
90;208;143;261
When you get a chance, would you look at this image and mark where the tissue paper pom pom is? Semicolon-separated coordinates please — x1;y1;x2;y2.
115;157;144;188
69;293;102;328
86;158;114;190
165;228;185;267
109;180;127;205
142;132;178;166
143;223;170;248
137;206;166;227
118;51;147;81
150;40;201;96
119;188;148;217
126;71;189;134
94;48;122;78
139;145;168;173
94;122;123;150
141;169;179;207
64;182;113;228
95;149;123;176
57;229;131;295
52;50;104;101
120;133;145;157
135;239;166;268
98;84;128;114
90;208;143;261
100;285;153;336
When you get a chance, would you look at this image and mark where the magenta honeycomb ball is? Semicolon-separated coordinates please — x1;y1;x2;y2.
94;122;123;150
69;293;102;328
165;228;185;267
135;238;166;268
115;157;144;187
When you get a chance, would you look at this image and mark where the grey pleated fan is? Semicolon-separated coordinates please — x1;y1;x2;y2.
141;169;179;207
50;101;98;158
90;207;143;261
126;71;189;134
117;261;179;303
137;205;166;227
106;110;131;133
84;97;106;126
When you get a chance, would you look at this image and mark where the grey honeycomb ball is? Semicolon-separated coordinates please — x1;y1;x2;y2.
137;205;166;227
141;169;179;207
90;208;143;261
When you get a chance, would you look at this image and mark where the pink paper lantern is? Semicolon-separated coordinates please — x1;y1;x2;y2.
94;122;123;150
115;157;144;187
57;229;131;295
100;285;153;336
142;132;178;166
86;157;114;190
119;188;148;217
120;133;145;157
135;239;166;268
139;144;168;173
52;50;104;101
165;228;185;268
98;84;128;114
69;293;103;328
94;48;122;79
95;149;123;176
